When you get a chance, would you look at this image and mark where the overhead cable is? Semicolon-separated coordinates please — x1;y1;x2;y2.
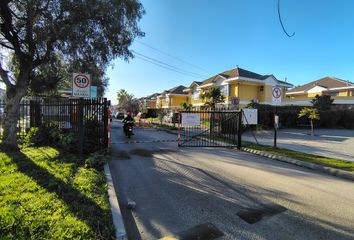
137;41;211;74
134;55;204;80
132;50;208;79
278;0;295;37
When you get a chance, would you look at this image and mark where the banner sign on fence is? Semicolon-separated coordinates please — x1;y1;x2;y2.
72;73;91;97
181;113;200;126
242;108;258;125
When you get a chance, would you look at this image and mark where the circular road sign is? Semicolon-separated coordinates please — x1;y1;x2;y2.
272;87;282;99
73;74;90;88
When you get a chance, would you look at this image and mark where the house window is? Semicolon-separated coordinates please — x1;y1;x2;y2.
329;91;339;96
165;96;169;103
259;86;264;92
351;90;354;96
193;89;199;100
220;85;229;97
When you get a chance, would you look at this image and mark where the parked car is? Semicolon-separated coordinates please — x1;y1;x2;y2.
115;112;124;120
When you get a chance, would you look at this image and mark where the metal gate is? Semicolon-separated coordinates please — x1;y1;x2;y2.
178;110;242;149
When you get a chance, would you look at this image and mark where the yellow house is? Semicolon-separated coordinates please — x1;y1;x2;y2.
156;85;189;110
285;77;354;106
184;67;293;108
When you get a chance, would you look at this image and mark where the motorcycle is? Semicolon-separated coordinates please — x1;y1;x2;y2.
124;120;134;138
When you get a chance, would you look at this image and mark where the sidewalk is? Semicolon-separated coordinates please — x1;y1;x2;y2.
243;129;354;162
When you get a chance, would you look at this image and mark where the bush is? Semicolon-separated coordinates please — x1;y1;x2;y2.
319;110;341;128
84;151;108;170
254;104;354;129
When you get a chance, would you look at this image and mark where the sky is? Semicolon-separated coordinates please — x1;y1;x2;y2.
105;0;354;104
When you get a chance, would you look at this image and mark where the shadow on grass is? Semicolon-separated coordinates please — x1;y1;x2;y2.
5;149;114;239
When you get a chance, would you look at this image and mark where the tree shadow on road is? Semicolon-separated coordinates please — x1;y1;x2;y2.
112;147;354;240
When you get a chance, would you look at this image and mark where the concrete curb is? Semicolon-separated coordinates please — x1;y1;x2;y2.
104;164;128;240
241;147;354;182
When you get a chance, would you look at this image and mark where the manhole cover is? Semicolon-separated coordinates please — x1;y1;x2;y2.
237;204;287;224
178;222;223;240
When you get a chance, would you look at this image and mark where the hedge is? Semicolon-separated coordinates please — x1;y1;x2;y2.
251;104;354;129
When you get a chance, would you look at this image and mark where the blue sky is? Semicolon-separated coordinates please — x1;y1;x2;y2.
105;0;354;104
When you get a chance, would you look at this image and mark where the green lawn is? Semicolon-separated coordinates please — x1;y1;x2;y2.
0;147;114;239
242;141;354;171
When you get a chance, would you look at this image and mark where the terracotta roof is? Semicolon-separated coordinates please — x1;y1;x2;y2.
199;67;291;86
287;77;354;93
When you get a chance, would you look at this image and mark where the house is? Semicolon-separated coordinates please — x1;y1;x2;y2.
184;67;293;108
141;93;159;109
156;85;188;110
285;77;354;106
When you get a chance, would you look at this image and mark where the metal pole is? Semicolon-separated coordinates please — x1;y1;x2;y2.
274;106;277;148
237;109;242;150
78;98;84;157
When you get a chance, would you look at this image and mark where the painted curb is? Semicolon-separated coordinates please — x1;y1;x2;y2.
104;164;128;240
241;147;354;182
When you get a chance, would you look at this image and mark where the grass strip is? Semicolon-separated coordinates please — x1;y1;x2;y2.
242;141;354;171
0;146;114;239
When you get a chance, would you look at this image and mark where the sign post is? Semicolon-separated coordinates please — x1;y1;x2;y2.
272;87;282;148
72;73;91;98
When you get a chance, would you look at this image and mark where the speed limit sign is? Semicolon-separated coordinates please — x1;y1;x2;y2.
72;73;91;97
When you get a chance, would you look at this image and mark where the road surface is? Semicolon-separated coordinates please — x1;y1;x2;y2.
109;121;354;240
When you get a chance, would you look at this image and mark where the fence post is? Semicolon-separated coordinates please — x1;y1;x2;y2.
78;98;84;157
237;110;242;150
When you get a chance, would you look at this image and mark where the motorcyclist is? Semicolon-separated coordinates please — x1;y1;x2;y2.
123;112;134;135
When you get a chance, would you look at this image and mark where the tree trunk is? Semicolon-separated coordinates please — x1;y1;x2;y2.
310;119;314;136
2;90;25;149
2;70;30;150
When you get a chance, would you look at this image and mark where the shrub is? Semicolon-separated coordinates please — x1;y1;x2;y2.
254;104;354;129
319;110;341;128
84;151;107;170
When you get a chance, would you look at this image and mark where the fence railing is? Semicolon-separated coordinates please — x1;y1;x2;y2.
0;97;109;152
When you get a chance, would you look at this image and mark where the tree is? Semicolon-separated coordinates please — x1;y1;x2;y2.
298;107;320;136
311;94;334;111
180;102;192;111
0;0;144;148
200;86;225;110
117;89;139;114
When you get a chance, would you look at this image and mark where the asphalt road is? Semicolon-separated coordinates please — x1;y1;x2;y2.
109;120;354;240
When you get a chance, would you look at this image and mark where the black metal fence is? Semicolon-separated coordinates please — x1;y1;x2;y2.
0;97;109;152
178;110;242;148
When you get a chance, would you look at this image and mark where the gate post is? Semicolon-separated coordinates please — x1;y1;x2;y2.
103;98;109;149
237;110;242;150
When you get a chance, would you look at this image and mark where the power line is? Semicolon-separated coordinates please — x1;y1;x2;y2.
134;55;204;80
132;50;208;79
136;41;211;74
278;0;295;37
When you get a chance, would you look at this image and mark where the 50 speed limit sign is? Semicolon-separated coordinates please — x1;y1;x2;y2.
72;73;91;97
